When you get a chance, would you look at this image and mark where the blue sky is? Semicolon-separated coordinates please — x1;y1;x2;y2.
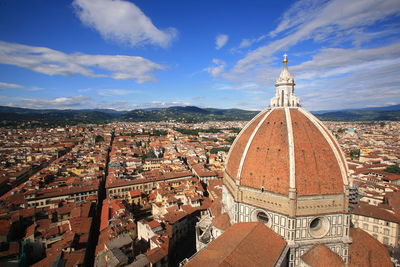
0;0;399;111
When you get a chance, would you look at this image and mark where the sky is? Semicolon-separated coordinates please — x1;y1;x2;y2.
0;0;399;111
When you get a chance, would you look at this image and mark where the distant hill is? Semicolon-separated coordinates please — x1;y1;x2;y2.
120;106;258;122
0;105;259;127
312;104;400;121
312;104;400;114
0;104;399;127
315;109;400;121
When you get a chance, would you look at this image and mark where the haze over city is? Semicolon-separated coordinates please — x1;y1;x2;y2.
0;0;399;111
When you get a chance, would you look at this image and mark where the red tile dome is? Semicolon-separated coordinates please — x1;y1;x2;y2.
225;107;349;197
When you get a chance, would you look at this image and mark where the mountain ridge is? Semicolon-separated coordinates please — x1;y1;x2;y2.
0;104;399;127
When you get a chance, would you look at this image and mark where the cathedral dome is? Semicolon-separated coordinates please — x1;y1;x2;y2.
223;56;349;217
225;107;348;197
191;56;356;267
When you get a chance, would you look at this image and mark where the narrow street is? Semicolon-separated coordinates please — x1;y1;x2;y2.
85;129;114;266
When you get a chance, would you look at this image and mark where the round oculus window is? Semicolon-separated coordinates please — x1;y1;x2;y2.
309;217;330;238
256;212;269;224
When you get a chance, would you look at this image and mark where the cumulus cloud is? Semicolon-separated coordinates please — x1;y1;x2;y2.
0;41;164;83
72;0;177;48
215;34;229;50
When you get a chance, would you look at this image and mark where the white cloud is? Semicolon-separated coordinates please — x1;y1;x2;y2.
206;59;226;77
269;0;327;37
215;82;260;91
292;43;400;80
0;41;164;83
231;0;400;75
4;96;91;109
215;34;229;50
132;101;192;109
0;81;43;91
210;0;400;111
78;88;92;93
239;39;252;49
290;44;400;110
72;0;177;48
237;35;267;49
97;89;140;96
0;82;23;89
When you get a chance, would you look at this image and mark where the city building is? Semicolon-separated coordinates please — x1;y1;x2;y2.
352;201;400;247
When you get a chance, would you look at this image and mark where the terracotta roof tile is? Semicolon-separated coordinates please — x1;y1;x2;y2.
301;244;344;267
212;213;231;231
349;228;392;267
146;247;168;264
240;109;290;195
353;202;400;223
224;108;346;197
186;222;286;267
226;110;267;181
291;109;343;196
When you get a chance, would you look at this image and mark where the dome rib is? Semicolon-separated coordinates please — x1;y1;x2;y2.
225;107;348;197
292;108;346;195
237;109;274;181
239;109;290;195
299;109;349;188
225;109;268;181
284;107;296;190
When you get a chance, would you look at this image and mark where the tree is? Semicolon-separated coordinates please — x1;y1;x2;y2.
225;137;236;144
95;135;104;143
210;147;230;154
385;165;400;174
349;149;360;160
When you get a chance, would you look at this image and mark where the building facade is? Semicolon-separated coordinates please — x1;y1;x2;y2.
352;202;400;247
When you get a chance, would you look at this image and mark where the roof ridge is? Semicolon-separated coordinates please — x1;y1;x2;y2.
214;222;260;266
222;223;264;265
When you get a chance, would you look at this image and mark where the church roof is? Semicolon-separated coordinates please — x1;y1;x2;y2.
211;213;231;231
348;228;393;267
185;222;287;267
301;244;344;267
225;107;348;196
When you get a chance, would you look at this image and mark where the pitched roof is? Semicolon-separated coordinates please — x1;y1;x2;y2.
212;213;231;231
353;202;400;223
301;244;344;267
186;222;287;267
348;228;392;267
146;247;168;264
